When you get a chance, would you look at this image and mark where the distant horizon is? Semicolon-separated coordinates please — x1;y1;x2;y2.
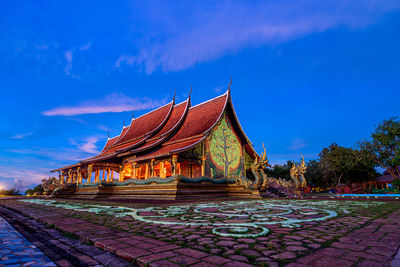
1;0;399;191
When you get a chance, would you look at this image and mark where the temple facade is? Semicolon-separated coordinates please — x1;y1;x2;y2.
52;88;268;199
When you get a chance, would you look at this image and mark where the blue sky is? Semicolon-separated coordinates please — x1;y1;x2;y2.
1;0;399;191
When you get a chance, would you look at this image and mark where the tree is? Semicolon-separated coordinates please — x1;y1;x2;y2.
0;188;20;196
305;160;327;188
320;143;377;186
393;178;400;190
25;184;44;196
359;117;400;179
265;161;292;180
41;177;61;195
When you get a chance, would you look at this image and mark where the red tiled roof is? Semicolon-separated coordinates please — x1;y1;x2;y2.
131;137;204;162
90;92;227;163
156;99;189;137
167;93;227;143
100;136;119;153
57;89;258;169
115;101;173;145
83;137;146;163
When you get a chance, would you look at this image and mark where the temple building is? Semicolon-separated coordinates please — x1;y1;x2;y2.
52;87;263;199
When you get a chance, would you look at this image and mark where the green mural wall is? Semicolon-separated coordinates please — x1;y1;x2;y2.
207;114;243;178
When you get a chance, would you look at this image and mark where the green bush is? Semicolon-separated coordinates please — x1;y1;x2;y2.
393;178;400;190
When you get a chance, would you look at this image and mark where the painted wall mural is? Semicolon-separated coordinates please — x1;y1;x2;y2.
208;114;242;178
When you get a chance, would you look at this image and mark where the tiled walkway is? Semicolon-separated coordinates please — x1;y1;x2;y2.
1;198;400;266
0;216;55;266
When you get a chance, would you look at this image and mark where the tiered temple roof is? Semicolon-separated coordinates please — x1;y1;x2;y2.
54;89;257;172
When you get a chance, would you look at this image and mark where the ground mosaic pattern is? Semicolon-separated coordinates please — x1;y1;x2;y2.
0;215;55;266
2;198;400;266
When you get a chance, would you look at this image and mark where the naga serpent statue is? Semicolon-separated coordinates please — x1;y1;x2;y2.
236;144;271;190
289;155;307;189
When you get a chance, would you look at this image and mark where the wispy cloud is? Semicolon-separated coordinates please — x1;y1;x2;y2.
119;0;400;73
268;153;318;165
0;166;51;191
10;132;33;139
97;124;109;132
115;55;136;68
64;50;73;75
79;42;92;51
287;138;307;151
9;146;92;162
75;137;99;154
42;92;166;116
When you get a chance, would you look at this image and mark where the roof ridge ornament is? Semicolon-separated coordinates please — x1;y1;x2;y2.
107;131;110;140
228;76;232;92
188;86;192;107
173;89;176;104
131;112;134;120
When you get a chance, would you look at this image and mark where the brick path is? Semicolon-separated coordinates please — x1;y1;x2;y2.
1;199;400;266
0;201;268;267
0;214;55;266
0;206;133;267
288;209;400;267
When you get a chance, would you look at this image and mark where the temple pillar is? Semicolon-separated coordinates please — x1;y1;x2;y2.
145;164;149;179
201;157;206;177
87;165;93;183
68;170;72;183
94;169;99;183
111;169;114;181
77;167;81;185
160;161;165;178
150;159;155;177
119;166;123;182
131;162;136;179
59;171;64;185
102;169;105;181
172;155;178;175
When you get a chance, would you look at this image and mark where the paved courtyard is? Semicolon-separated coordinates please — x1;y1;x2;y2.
1;198;400;266
0;214;55;266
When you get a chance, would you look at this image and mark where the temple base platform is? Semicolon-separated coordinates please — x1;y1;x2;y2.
54;177;262;200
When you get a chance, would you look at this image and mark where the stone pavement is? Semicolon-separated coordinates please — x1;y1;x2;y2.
288;208;400;267
1;198;400;266
0;206;133;267
0;214;55;266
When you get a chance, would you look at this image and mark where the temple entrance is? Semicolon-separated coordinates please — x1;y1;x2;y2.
180;161;201;178
136;164;148;180
154;161;173;178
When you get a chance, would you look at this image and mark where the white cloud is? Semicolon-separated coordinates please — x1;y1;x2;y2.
78;137;99;154
119;0;400;73
9;147;92;162
10;132;33;139
288;138;307;151
268;153;318;165
79;42;92;51
42;92;166;116
115;55;136;68
0;166;51;191
64;50;73;75
97;124;109;132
